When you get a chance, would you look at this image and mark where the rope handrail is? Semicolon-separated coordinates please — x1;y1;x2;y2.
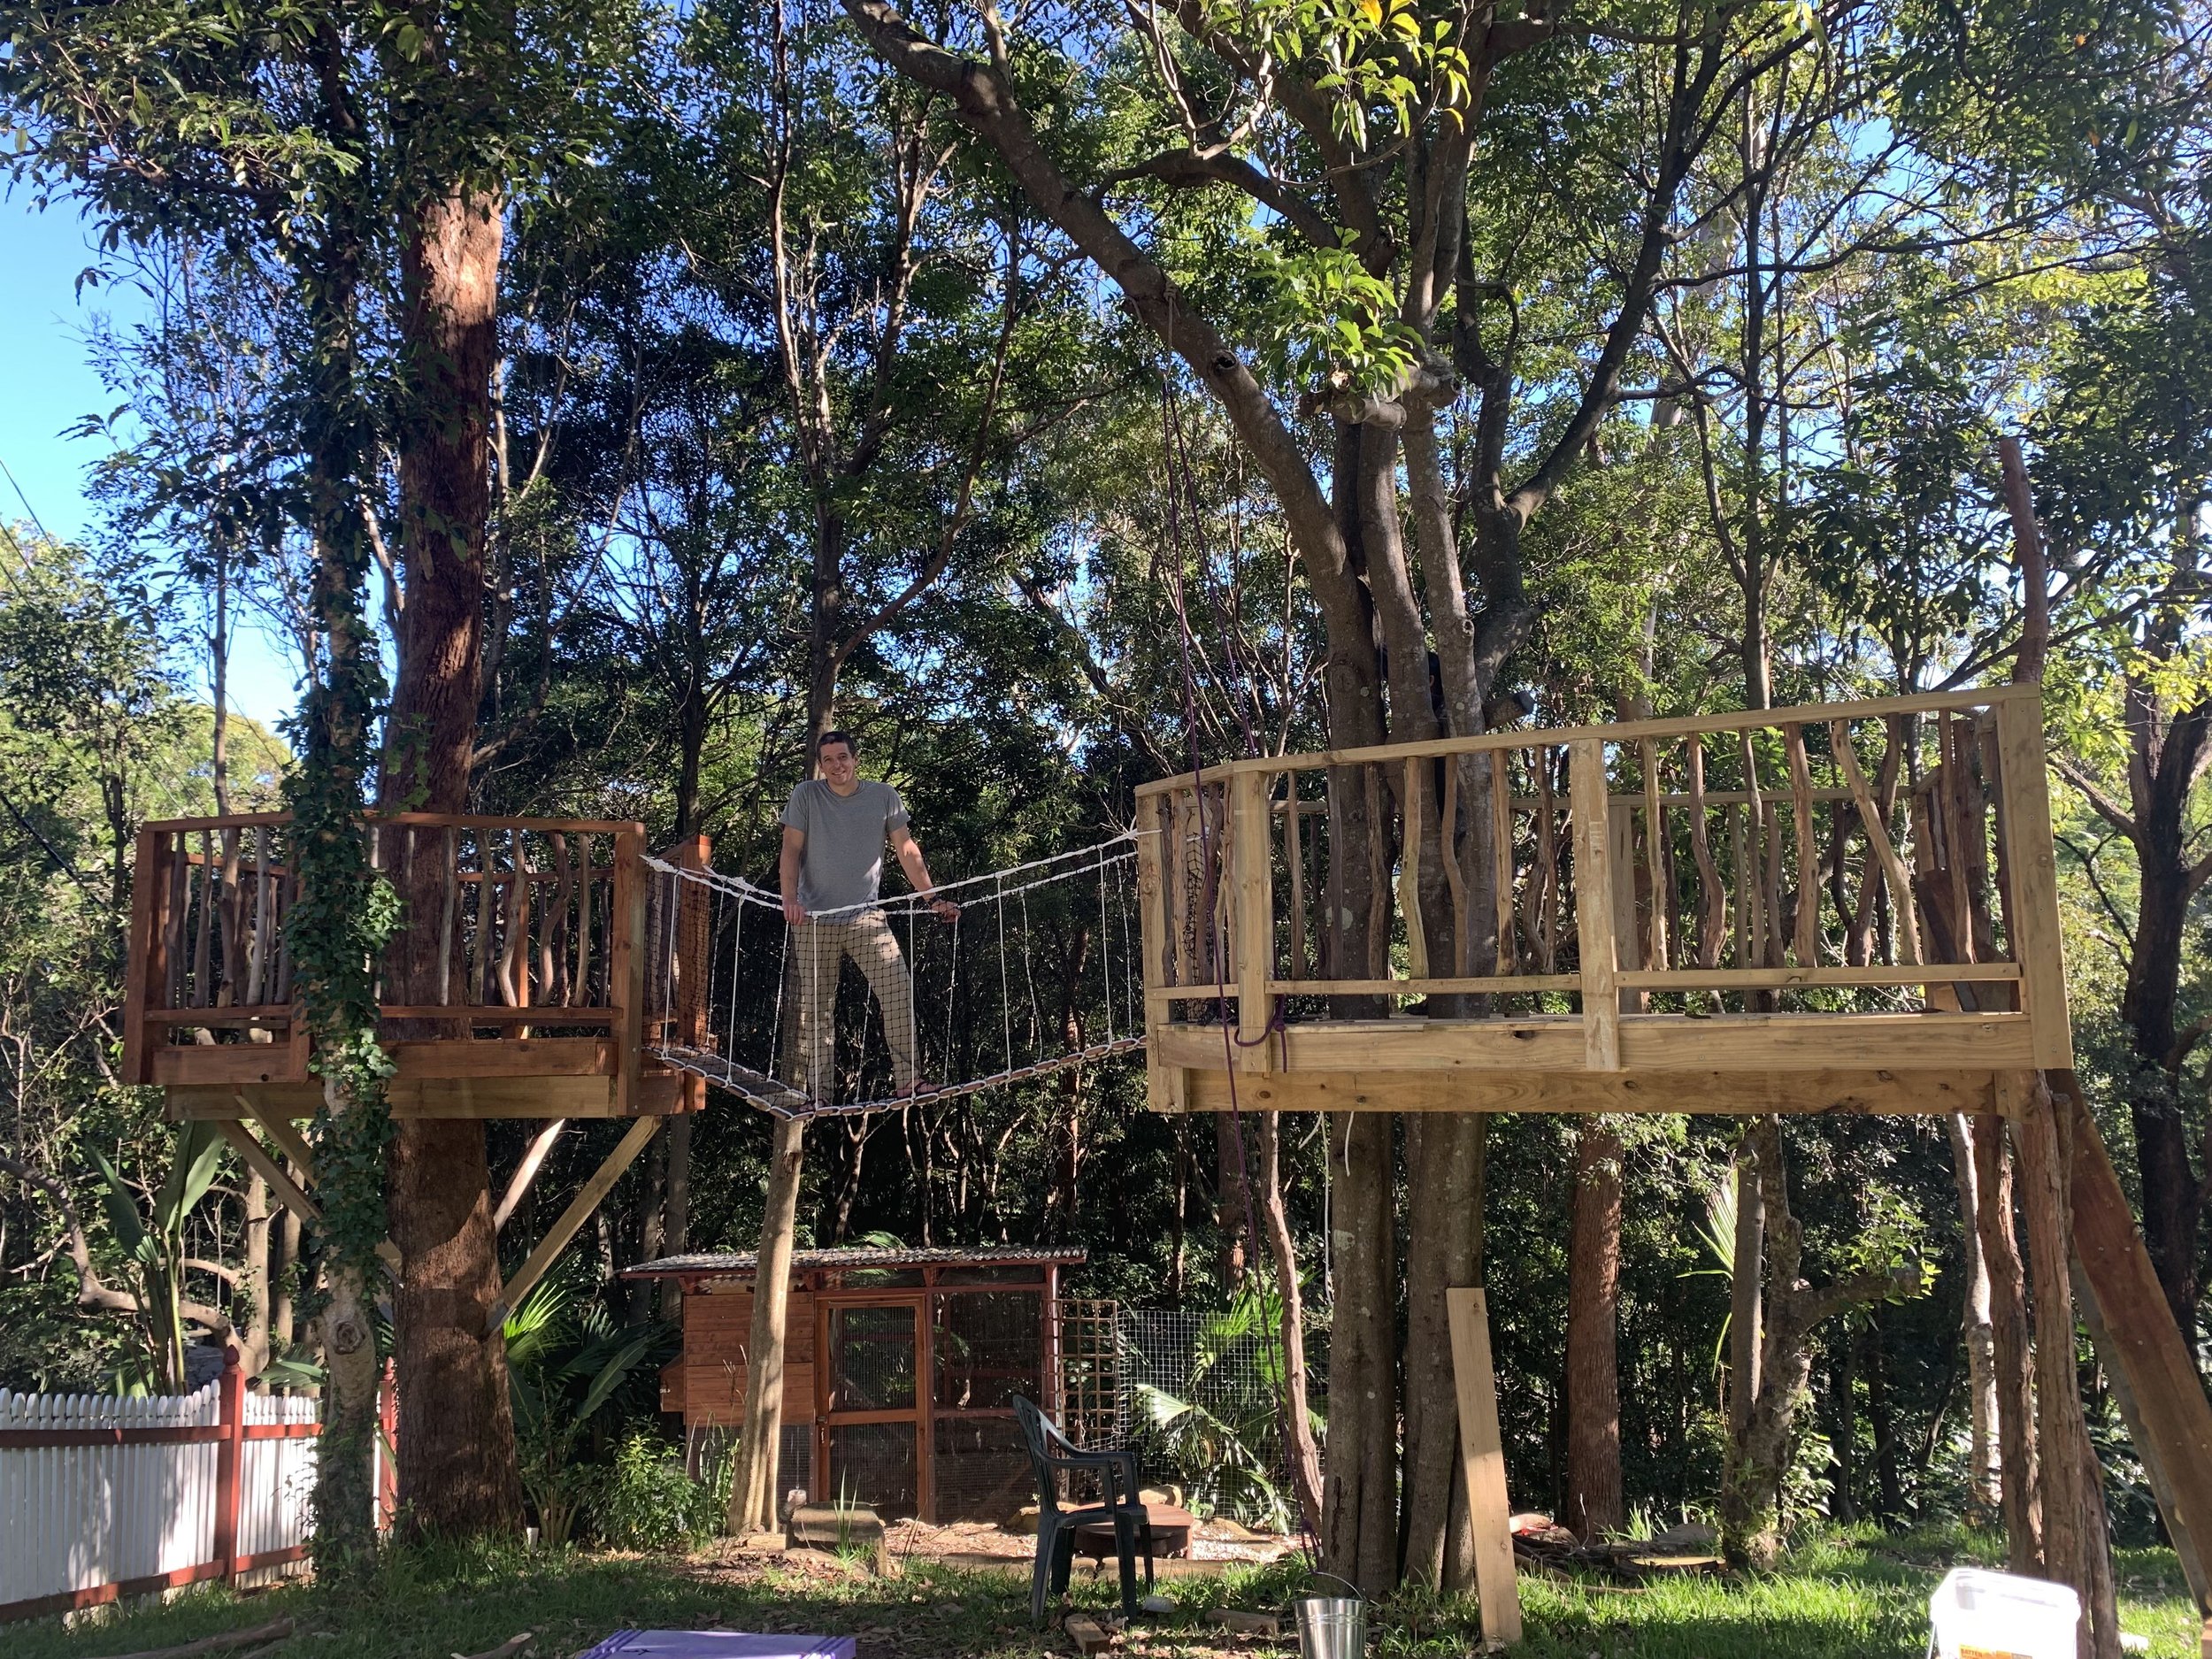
643;830;1146;1118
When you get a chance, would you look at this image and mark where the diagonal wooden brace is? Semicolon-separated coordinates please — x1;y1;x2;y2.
211;1115;399;1270
486;1114;662;1334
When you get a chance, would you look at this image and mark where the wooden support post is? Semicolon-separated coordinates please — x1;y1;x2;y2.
2007;1070;2118;1659
1571;740;1620;1070
1640;738;1669;971
1994;690;2074;1066
1232;770;1274;1073
1137;804;1179;1111
488;1113;662;1333
124;828;162;1084
253;1113;317;1182
1448;1286;1523;1648
2062;1071;2212;1615
1784;724;1817;965
608;826;647;1116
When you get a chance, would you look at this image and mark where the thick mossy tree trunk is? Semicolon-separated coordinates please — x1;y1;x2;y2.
378;181;524;1540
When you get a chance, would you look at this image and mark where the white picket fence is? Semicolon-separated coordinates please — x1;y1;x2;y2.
0;1360;329;1623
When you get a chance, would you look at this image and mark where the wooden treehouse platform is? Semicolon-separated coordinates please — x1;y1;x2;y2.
120;813;712;1124
1136;683;2070;1118
119;813;716;1331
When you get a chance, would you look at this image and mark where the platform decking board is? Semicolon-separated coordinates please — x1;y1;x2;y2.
1169;1065;2000;1116
1155;1010;2033;1076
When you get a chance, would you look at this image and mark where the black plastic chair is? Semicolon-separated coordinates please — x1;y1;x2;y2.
1012;1394;1155;1626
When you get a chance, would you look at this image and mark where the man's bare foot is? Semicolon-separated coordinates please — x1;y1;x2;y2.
905;1079;941;1098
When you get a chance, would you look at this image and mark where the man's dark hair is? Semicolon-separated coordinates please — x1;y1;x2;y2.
817;729;857;757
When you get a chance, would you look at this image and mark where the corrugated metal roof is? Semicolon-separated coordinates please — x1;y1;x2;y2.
622;1245;1087;1279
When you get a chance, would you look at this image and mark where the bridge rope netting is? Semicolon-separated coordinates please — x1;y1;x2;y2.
641;836;1147;1118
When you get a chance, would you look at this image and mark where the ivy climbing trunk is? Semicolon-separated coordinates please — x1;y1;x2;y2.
378;181;525;1540
288;26;389;1570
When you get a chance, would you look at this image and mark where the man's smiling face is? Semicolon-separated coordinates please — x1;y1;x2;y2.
818;740;858;790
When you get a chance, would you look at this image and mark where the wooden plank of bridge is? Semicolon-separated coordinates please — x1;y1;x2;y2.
1448;1286;1522;1647
1994;693;2074;1067
1570;740;1619;1070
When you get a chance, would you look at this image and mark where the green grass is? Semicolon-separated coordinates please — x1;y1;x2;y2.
7;1527;2200;1659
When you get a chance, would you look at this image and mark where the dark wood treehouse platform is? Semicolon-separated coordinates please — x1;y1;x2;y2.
120;814;710;1123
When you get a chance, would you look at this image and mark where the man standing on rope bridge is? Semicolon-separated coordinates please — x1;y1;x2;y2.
780;729;958;1102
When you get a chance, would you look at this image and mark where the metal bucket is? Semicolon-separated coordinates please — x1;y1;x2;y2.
1293;1596;1366;1659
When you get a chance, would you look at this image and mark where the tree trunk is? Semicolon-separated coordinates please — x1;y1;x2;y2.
240;1171;271;1381
1720;1118;1914;1569
315;1078;384;1563
1831;1329;1858;1524
1947;1113;2002;1525
1255;1110;1324;1535
1563;1119;1624;1540
273;1192;300;1354
1866;1314;1903;1519
2124;840;2202;1340
1402;1114;1483;1588
1976;1108;2043;1571
661;1112;692;1321
380;182;523;1540
1320;1110;1397;1595
729;1115;806;1534
1215;1115;1250;1293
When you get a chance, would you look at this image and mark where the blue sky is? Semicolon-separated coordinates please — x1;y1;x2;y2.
3;188;296;731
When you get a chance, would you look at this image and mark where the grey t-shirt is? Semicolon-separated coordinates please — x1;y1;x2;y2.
781;779;910;915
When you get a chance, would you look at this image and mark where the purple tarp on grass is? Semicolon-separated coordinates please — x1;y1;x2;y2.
575;1635;859;1659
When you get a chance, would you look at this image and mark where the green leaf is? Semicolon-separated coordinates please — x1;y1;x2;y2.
93;1149;148;1256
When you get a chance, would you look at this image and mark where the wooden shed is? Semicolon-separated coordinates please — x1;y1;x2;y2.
627;1245;1086;1523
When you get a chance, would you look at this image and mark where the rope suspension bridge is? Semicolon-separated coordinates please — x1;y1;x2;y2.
641;835;1149;1118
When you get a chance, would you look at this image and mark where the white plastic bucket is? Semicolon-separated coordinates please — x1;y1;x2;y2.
1926;1566;2080;1659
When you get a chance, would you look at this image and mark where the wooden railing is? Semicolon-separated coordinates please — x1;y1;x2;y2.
121;812;695;1116
1135;685;2070;1100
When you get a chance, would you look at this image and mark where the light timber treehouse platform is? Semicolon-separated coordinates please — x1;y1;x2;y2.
121;813;711;1124
1135;683;2070;1118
